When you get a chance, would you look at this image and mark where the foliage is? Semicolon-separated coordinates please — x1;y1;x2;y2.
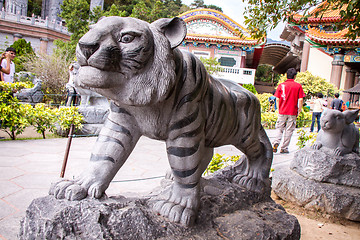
255;64;281;84
54;107;84;132
260;111;278;129
242;84;257;94
22;52;72;105
27;103;57;139
256;93;273;112
190;0;222;12
296;110;312;128
204;154;240;175
296;128;317;149
243;0;360;40
258;107;312;130
28;0;42;16
60;0;90;42
199;57;222;75
9;39;35;72
0;83;31;140
277;71;338;99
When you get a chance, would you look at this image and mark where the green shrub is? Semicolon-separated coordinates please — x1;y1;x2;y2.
243;83;257;94
296;128;317;149
256;93;273;112
204;154;240;176
277;71;338;98
54;106;84;133
0;82;34;140
27;103;57;139
0;100;31;140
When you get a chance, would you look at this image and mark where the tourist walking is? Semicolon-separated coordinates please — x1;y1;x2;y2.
331;93;344;111
272;68;306;154
310;92;325;132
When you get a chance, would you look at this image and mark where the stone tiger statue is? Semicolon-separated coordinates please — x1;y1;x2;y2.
50;16;273;226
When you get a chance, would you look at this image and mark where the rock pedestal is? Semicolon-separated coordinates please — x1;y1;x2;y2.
20;164;300;239
272;147;360;221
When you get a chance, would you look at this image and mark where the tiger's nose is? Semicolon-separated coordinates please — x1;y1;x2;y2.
78;42;100;60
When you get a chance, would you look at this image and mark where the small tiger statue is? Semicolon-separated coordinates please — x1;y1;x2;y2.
50;16;273;226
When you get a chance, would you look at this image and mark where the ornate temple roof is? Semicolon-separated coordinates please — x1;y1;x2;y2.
291;1;348;24
306;27;360;46
285;2;359;47
178;8;262;46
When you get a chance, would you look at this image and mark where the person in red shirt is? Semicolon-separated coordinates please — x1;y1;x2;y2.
272;68;306;154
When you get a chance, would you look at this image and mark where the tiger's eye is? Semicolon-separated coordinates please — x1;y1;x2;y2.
119;34;135;43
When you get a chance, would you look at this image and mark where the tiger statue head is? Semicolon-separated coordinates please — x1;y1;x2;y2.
76;16;186;105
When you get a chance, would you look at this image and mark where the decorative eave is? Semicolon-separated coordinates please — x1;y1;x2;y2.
185;34;260;46
178;8;264;46
306;27;360;46
289;1;351;25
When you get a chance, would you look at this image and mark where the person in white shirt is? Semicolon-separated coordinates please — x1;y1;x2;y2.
0;52;11;75
0;47;16;83
310;92;325;132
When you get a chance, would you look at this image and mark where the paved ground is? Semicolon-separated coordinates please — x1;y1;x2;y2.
0;128;298;240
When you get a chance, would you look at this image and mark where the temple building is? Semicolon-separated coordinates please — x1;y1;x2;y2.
280;2;360;101
178;8;265;85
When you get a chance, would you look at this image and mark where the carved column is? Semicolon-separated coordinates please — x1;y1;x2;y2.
240;51;246;68
330;54;344;89
343;67;356;103
40;38;49;54
355;72;360;86
300;40;310;72
13;33;23;41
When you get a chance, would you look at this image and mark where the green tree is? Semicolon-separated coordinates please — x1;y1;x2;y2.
277;71;338;98
244;0;360;39
199;57;221;75
255;64;281;84
27;0;42;16
28;103;57;139
60;0;90;42
190;0;222;12
242;83;257;94
0;82;32;140
10;39;35;72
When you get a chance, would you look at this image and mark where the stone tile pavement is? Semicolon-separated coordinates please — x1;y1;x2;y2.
0;129;300;240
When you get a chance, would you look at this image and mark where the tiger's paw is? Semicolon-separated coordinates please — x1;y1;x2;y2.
232;174;266;193
49;176;108;201
153;182;200;226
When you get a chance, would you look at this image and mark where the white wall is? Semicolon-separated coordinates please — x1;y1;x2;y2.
307;47;332;81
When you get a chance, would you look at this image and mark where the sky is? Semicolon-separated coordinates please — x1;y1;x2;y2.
181;0;285;41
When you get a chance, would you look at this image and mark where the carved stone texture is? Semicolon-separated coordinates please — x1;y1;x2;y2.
292;147;360;188
21;165;300;240
14;79;44;104
272;166;360;221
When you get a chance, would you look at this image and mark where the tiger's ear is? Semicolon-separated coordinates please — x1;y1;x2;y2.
151;17;187;49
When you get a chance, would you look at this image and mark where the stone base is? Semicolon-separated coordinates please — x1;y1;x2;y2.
20;165;300;239
272;166;360;221
292;147;360;188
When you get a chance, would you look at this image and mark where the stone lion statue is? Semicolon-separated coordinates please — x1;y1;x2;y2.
49;16;273;226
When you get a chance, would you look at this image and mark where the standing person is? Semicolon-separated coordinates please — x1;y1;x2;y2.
268;90;277;112
0;47;16;83
0;52;11;75
272;68;306;154
330;93;343;111
310;92;325;132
